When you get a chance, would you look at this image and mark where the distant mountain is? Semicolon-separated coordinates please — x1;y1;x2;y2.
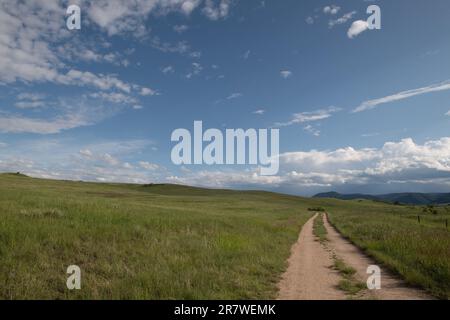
313;191;450;205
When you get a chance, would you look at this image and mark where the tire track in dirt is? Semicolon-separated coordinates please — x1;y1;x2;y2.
322;213;431;300
277;213;432;300
277;213;346;300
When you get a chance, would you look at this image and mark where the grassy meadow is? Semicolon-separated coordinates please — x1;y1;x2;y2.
324;199;450;299
0;173;448;299
0;173;312;299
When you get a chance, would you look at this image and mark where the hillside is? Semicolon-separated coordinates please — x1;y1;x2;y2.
314;191;450;205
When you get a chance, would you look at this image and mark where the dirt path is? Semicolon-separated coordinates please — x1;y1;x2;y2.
322;214;431;300
277;213;346;300
277;213;432;300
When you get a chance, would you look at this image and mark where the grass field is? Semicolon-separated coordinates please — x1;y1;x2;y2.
324;199;450;299
0;173;312;299
0;173;449;299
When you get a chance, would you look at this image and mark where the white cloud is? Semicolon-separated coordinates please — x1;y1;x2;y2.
202;0;232;20
253;109;265;115
173;24;189;33
305;16;314;25
304;124;321;137
347;20;369;39
353;80;450;113
186;62;203;78
0;115;90;134
446;110;450;116
243;50;251;59
139;161;160;170
89;92;137;104
17;93;46;101
0;139;163;184
162;66;175;74
280;70;292;79
140;87;158;96
226;93;243;100
275;107;341;127
323;5;341;15
329;11;357;28
166;137;450;195
14;101;46;109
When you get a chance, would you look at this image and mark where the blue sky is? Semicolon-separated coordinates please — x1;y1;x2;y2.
1;0;450;195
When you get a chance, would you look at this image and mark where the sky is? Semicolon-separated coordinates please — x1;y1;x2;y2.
0;0;450;196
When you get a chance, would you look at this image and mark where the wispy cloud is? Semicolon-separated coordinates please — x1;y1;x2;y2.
275;107;341;127
304;124;321;137
173;24;189;33
162;66;175;74
280;70;292;79
227;93;243;100
329;11;356;28
0;114;90;134
253;109;265;115
353;80;450;113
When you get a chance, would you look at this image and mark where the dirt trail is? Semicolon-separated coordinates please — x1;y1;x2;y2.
277;214;346;300
322;214;431;300
277;213;432;300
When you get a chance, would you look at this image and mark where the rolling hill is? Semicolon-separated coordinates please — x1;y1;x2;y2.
313;191;450;205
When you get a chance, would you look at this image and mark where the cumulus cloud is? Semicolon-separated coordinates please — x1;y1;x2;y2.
166;137;450;195
347;20;369;39
353;80;450;112
0;139;162;184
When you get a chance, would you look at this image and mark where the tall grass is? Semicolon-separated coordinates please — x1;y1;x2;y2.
325;200;450;299
0;174;312;299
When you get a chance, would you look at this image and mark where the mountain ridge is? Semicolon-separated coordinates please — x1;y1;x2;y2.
313;191;450;205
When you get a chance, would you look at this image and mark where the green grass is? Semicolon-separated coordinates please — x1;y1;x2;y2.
337;279;367;296
333;257;356;278
324;199;450;299
1;173;449;299
0;173;313;299
312;213;328;243
332;256;366;297
311;211;365;298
